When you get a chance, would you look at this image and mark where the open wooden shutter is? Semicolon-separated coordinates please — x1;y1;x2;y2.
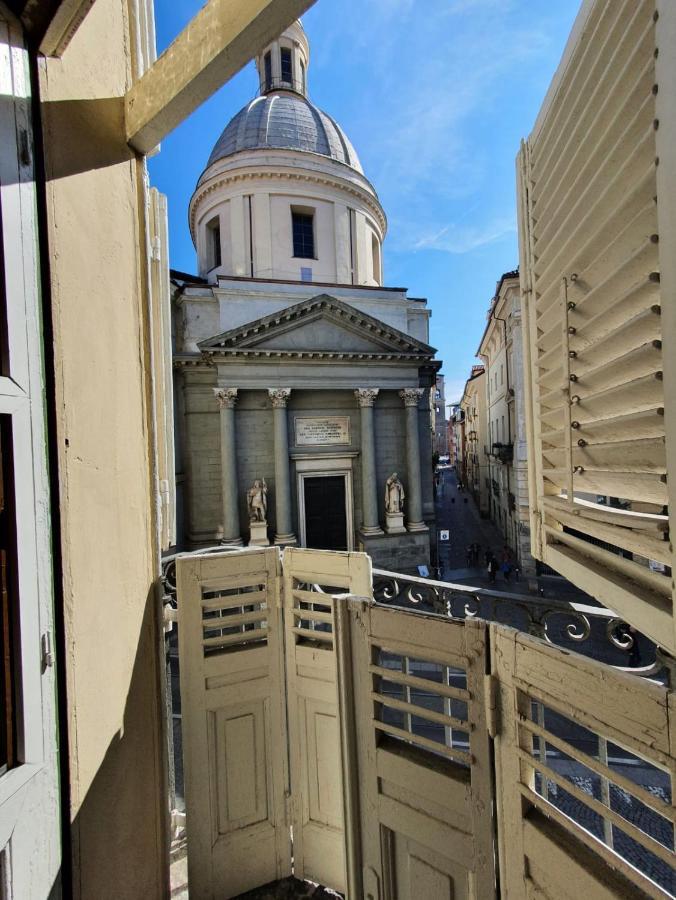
517;0;676;653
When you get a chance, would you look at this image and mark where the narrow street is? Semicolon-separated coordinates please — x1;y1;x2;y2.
434;466;519;586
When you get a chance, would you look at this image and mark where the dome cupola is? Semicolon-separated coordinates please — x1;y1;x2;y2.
190;21;386;288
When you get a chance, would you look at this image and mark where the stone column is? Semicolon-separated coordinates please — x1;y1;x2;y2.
355;389;383;535
214;388;243;546
399;388;427;532
268;388;297;546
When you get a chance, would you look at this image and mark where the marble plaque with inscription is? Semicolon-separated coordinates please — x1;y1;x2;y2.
295;416;350;446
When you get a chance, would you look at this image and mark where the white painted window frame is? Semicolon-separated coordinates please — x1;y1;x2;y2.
0;7;59;862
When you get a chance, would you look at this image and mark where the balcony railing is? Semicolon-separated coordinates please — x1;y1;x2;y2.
490;442;513;463
161;549;671;684
371;568;673;683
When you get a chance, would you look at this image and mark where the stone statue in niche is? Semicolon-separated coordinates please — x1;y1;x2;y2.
247;479;270;546
385;473;405;514
384;473;406;534
247;478;268;522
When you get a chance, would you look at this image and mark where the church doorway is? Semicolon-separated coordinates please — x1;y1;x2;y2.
302;475;348;550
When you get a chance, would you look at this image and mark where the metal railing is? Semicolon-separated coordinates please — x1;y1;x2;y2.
160;547;674;684
371;568;674;684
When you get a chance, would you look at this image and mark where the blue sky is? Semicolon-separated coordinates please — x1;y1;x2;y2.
149;0;582;407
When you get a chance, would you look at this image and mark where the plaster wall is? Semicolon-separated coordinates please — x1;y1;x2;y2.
38;1;166;895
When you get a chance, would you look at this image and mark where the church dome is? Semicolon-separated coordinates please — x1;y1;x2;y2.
206;92;363;174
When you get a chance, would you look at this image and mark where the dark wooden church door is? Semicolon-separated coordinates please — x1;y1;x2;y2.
303;476;348;551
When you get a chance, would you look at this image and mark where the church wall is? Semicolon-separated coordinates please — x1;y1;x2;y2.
373;394;408;522
269;193;337;282
235;392;276;540
179;383;429;550
181;376;222;544
175;283;426;354
191;164;385;287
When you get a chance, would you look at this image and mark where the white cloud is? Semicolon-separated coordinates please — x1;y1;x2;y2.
410;215;516;254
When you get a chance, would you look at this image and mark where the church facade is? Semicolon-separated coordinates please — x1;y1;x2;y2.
172;21;441;570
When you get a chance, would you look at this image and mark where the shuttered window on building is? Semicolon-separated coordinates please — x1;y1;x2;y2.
517;0;676;654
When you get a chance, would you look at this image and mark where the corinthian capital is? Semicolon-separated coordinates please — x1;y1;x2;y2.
399;388;425;407
214;387;238;409
268;388;292;409
354;388;380;408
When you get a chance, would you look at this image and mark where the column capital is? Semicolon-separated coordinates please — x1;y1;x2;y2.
268;388;291;409
214;387;238;409
399;388;425;407
354;388;380;408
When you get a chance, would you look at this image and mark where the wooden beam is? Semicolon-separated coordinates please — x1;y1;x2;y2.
125;0;315;154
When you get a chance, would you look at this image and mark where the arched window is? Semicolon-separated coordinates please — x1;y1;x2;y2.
371;232;381;284
280;47;292;84
205;216;221;270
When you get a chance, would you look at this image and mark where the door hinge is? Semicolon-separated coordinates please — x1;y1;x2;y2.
484;674;500;739
41;632;54;671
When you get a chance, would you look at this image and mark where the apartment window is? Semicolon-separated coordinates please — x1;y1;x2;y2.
292;209;315;258
501;415;505;441
264;51;272;90
500;364;504;385
300;59;306;93
281;47;292;84
205;216;221;270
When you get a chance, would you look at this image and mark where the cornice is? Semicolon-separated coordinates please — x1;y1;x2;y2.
190;169;387;239
196;349;431;362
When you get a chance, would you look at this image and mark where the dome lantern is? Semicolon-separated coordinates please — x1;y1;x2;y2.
255;20;309;97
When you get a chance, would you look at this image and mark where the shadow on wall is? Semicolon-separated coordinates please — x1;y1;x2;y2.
54;590;169;900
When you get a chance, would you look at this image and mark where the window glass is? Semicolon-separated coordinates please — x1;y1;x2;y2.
280;47;292;84
206;217;221;270
292;210;315;258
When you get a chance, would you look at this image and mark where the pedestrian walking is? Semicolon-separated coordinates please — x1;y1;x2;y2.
465;544;473;567
487;555;498;583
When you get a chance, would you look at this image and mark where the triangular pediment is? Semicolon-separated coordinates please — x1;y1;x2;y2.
198;294;436;360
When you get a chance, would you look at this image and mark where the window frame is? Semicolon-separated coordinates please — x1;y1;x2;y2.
291;207;316;260
280;46;292;85
205;215;222;271
0;12;59;847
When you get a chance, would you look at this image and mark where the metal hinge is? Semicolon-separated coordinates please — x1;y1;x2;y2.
484;674;500;739
41;632;54;671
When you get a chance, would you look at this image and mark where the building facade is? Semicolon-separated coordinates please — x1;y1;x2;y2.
459;365;489;516
478;272;536;577
432;374;448;456
173;22;441;572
